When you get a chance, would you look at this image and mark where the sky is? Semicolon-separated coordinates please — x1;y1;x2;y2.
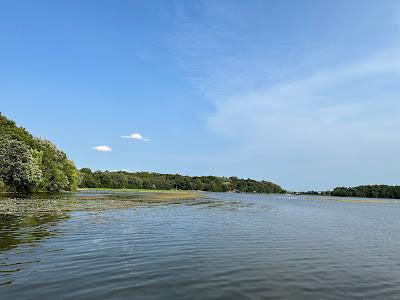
1;0;400;191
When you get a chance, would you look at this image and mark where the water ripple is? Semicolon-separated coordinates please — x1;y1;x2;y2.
2;193;400;299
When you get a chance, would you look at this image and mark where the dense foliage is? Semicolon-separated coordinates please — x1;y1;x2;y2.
331;185;400;199
0;113;79;192
0;113;285;194
80;169;286;193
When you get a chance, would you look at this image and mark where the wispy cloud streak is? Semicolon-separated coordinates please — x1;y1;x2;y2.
169;1;400;189
92;145;112;152
121;133;150;142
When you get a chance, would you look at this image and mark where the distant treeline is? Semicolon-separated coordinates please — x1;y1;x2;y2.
79;169;286;193
331;185;400;199
0;114;285;194
298;191;331;196
299;185;400;199
5;114;398;198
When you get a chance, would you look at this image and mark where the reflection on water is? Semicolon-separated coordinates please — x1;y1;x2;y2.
0;211;69;286
0;213;69;252
2;192;400;299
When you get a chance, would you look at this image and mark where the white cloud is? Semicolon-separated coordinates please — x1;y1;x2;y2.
204;47;400;190
92;145;112;152
121;133;150;141
169;1;400;189
208;48;400;145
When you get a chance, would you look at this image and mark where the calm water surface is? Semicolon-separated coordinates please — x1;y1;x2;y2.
2;192;400;299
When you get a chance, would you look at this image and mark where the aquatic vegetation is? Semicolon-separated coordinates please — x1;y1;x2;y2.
0;190;201;214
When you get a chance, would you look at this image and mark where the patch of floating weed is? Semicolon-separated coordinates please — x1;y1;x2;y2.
0;190;202;215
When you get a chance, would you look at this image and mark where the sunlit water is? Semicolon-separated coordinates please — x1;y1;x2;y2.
2;192;400;299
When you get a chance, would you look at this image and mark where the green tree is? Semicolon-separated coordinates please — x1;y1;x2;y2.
78;168;287;194
0;113;80;192
0;137;42;192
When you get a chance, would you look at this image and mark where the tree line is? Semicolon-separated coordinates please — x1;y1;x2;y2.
0;113;79;192
0;113;285;194
5;113;398;198
331;185;400;199
79;168;286;193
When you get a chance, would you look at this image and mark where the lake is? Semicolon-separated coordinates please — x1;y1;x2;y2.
1;191;400;299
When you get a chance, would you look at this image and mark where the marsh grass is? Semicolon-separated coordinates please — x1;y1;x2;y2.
78;187;185;193
0;190;202;215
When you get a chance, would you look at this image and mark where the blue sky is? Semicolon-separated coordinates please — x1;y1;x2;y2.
1;0;400;191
